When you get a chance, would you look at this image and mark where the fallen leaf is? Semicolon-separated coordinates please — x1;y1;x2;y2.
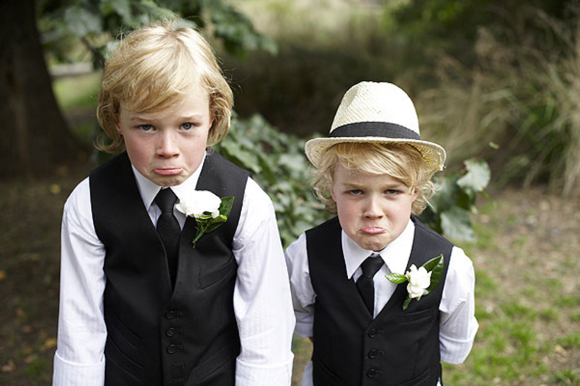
42;338;57;351
1;360;15;373
50;184;62;194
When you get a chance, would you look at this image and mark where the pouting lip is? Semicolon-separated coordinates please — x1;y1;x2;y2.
360;226;387;235
154;168;183;176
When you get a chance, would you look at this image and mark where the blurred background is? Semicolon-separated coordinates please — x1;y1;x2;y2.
0;0;579;384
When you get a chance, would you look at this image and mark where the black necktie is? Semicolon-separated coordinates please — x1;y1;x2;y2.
154;188;180;286
356;254;384;314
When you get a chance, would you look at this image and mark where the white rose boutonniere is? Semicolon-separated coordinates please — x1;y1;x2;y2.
176;190;234;248
385;254;444;310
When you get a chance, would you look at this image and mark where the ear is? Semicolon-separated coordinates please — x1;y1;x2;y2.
410;186;420;201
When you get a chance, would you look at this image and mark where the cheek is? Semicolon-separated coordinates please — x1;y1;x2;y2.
336;201;359;227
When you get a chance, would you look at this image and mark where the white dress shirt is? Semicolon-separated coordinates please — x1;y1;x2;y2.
53;154;295;386
285;219;478;386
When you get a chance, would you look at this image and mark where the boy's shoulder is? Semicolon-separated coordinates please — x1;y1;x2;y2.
306;216;340;235
90;152;130;179
412;216;454;246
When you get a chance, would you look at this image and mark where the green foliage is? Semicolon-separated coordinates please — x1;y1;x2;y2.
390;0;571;68
392;3;580;196
419;159;490;241
215;114;328;247
37;0;276;67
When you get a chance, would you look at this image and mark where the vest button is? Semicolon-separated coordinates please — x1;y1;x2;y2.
166;327;183;337
368;349;378;359
167;344;183;354
367;368;379;378
368;328;377;338
165;310;182;320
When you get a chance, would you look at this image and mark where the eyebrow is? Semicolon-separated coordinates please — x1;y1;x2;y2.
128;114;204;122
340;181;407;190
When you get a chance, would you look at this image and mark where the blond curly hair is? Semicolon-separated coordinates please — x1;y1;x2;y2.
312;143;437;215
96;20;233;153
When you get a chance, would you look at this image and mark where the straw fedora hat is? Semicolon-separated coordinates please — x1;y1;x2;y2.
305;81;446;172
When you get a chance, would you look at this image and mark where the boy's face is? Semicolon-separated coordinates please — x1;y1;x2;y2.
330;164;419;252
116;91;213;186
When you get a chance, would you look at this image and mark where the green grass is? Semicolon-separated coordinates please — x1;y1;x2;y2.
289;192;579;385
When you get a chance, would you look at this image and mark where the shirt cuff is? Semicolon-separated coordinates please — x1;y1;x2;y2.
53;351;105;386
294;319;313;338
235;357;293;386
439;321;478;364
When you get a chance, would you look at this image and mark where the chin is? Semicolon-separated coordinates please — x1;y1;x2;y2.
358;238;389;252
153;176;185;187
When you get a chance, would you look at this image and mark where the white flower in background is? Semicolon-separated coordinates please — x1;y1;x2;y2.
405;265;432;299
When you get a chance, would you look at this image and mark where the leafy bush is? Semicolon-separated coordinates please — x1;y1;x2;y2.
419;159;491;242
413;7;580;197
216;114;328;247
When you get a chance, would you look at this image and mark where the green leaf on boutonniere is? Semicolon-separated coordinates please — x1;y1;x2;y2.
186;195;235;247
204;196;234;233
385;272;407;284
385;253;445;310
424;254;444;292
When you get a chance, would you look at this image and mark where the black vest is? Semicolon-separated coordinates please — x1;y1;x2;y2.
307;217;453;386
90;151;250;386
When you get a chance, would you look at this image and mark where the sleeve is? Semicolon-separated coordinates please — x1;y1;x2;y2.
284;233;316;338
231;178;296;386
439;246;479;364
53;178;107;386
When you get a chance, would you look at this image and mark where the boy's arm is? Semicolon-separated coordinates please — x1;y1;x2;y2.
284;233;316;338
53;178;107;386
231;178;296;386
439;246;479;364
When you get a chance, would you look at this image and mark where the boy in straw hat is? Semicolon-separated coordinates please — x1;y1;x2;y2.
285;81;478;385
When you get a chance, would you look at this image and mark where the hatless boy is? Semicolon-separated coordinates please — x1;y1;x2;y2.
53;20;295;386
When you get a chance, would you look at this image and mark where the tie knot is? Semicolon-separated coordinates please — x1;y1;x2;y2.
361;255;383;279
155;188;178;213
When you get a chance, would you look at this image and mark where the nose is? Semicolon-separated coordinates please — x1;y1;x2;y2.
157;130;179;158
364;195;383;219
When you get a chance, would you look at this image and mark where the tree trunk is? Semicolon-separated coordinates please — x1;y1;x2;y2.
0;0;87;178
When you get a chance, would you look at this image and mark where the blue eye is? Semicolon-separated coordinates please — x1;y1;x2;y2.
138;124;154;131
350;190;363;195
182;122;193;130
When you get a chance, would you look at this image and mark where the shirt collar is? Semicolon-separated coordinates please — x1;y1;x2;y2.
342;219;415;279
132;152;207;210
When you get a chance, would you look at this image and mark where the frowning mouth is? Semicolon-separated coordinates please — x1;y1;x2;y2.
154;168;183;176
360;226;386;235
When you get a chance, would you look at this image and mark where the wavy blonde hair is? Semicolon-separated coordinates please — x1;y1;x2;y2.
312;143;437;215
96;20;233;153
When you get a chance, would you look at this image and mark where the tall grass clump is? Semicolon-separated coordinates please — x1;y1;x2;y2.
415;6;580;196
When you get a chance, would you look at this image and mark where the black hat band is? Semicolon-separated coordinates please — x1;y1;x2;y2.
330;122;421;140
